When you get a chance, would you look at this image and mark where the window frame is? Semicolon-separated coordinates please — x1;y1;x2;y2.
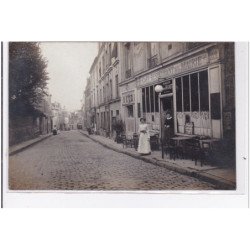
141;84;160;114
127;105;134;118
175;69;209;114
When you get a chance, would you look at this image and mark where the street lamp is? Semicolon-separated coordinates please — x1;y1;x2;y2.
154;84;164;93
154;84;165;159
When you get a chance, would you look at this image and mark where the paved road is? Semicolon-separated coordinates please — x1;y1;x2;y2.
9;130;216;190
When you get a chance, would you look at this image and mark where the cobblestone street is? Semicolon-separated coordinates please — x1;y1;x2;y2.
9;130;216;190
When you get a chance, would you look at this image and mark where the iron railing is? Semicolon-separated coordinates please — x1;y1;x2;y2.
125;69;132;79
148;55;158;69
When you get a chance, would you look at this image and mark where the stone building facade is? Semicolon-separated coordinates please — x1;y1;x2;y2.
85;42;235;143
85;42;122;138
9;94;53;146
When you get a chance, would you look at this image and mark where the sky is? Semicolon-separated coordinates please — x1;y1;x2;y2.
40;42;98;111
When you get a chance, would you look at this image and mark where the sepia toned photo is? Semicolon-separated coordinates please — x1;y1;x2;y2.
8;42;236;191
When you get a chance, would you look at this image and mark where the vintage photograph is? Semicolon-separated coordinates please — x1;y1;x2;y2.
8;42;236;191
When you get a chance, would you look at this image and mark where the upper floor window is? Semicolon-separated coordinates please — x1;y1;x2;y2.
148;43;158;69
124;43;132;78
108;43;112;65
168;43;172;50
115;74;119;98
99;62;101;78
102;55;105;74
110;79;113;99
150;43;158;56
111;43;118;59
106;83;109;101
148;54;158;69
103;86;105;102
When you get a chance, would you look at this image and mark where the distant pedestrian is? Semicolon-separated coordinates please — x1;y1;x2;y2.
137;118;151;155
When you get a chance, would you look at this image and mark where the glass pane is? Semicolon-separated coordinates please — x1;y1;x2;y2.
183;75;190;111
137;103;141;118
190;73;199;111
155;90;159;112
150;85;154;112
127;105;134;117
199;70;209;111
176;77;182;112
146;87;150;113
142;88;146;113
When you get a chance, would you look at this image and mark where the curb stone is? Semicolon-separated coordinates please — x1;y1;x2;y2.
80;131;236;190
9;134;52;156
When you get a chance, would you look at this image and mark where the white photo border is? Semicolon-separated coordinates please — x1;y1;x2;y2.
1;42;249;208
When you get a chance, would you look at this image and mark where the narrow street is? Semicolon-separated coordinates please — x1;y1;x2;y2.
9;130;216;190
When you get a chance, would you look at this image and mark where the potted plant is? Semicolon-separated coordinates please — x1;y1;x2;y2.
112;119;125;143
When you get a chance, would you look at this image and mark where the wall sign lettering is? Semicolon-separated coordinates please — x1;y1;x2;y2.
137;53;209;86
122;90;135;105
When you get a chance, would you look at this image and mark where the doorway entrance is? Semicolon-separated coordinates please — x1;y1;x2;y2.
160;95;175;136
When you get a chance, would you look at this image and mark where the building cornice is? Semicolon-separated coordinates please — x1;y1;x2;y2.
97;58;119;82
113;58;119;67
108;97;121;104
119;42;217;86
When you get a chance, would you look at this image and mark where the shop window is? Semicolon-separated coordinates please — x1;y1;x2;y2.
155;91;159;112
150;85;154;112
142;85;159;113
146;87;150;112
176;77;182;112
137;103;141;118
104;112;106;126
142;88;146;113
127;105;134;117
191;73;199;111
183;75;190;111
199;70;209;111
176;70;209;114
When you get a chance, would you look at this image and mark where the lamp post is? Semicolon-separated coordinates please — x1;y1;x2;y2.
154;84;164;159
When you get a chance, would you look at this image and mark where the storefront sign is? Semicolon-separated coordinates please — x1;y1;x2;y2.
122;90;135;105
137;53;209;86
161;80;173;95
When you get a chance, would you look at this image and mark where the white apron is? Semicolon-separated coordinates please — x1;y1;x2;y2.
137;124;151;154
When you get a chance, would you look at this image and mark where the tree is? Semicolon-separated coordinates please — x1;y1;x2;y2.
9;42;49;117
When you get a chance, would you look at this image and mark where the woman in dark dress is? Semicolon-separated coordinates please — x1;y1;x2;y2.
163;110;174;145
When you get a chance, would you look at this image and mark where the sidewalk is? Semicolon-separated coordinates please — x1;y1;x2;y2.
9;133;52;156
79;130;236;190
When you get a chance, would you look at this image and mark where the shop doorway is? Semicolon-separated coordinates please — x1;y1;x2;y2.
124;104;135;136
160;95;175;136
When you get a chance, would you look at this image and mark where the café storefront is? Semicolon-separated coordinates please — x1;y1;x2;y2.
121;89;137;136
134;45;234;140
